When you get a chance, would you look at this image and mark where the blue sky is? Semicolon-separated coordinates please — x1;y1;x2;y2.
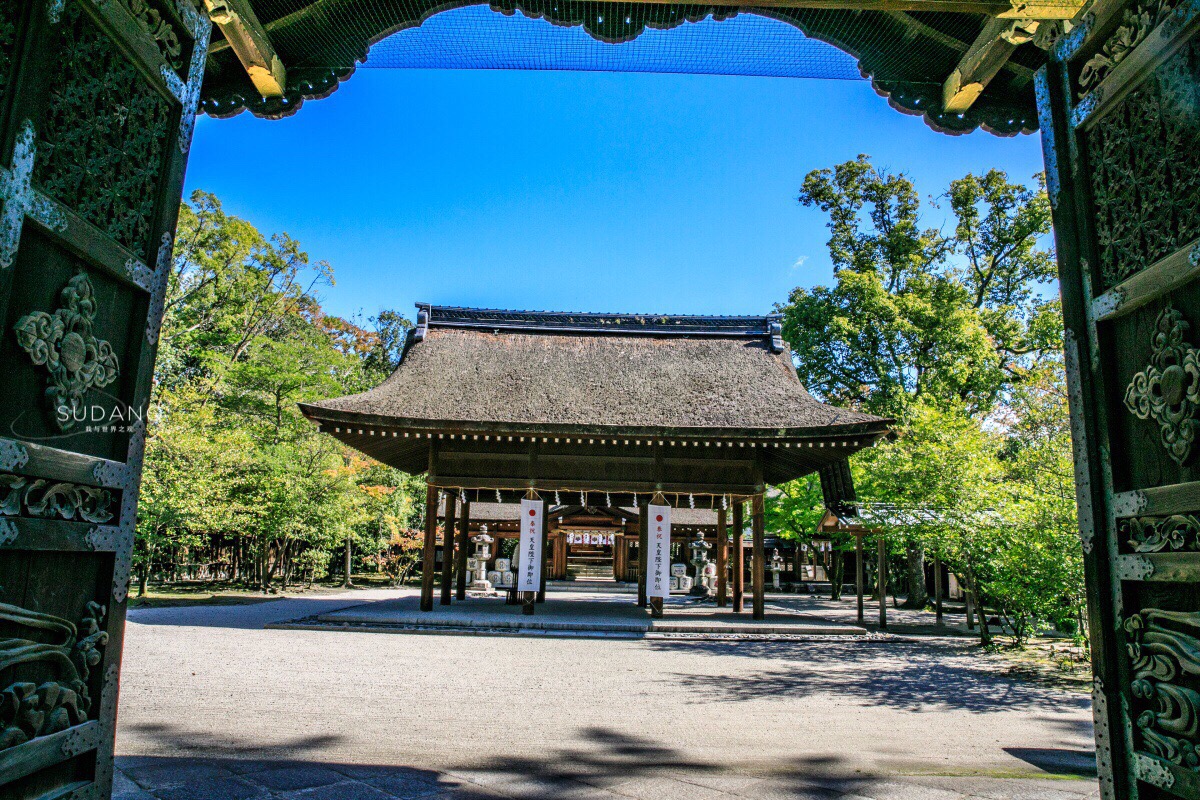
185;29;1046;323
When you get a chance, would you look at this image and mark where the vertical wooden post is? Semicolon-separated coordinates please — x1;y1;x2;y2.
732;501;745;612
537;505;549;603
934;554;943;625
751;494;766;621
716;508;728;608
855;532;864;625
637;501;649;607
441;493;456;605
877;534;888;630
456;496;471;600
420;487;439;612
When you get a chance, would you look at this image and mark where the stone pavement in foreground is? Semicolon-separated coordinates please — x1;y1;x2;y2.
119;590;1099;800
115;757;1101;800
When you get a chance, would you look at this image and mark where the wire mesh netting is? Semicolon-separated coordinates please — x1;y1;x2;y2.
363;4;865;79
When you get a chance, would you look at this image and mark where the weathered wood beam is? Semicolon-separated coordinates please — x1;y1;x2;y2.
204;0;286;97
441;492;456;605
420;486;438;612
751;494;766;621
877;535;887;630
732;502;745;613
716;508;728;608
943;17;1039;113
855;532;864;625
455;495;470;600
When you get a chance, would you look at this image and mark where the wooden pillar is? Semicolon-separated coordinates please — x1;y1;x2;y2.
537;507;549;603
455;496;471;600
732;501;745;612
716;508;728;608
934;554;944;625
420;487;439;612
637;501;649;607
441;493;456;605
877;534;888;630
751;494;766;621
855;532;864;625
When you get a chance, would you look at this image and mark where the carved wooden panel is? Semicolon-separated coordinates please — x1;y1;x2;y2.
1041;0;1200;796
0;0;209;797
1085;39;1200;291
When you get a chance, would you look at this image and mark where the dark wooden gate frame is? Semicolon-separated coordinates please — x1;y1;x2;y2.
1039;0;1200;797
0;0;1196;796
0;0;208;797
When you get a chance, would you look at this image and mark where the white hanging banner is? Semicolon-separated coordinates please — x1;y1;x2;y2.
518;499;544;592
647;504;672;599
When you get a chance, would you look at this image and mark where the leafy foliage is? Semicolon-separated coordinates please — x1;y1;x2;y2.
779;156;1082;642
136;191;425;594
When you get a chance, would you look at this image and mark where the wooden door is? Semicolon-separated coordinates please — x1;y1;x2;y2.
1039;2;1200;797
0;0;208;797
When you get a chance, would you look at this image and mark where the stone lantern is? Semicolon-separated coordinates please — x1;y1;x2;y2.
770;548;785;590
689;532;713;596
470;530;494;591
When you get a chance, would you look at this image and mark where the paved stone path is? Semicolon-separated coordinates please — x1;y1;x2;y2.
116;589;1101;800
302;590;863;635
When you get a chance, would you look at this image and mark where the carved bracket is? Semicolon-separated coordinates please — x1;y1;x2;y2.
1124;305;1200;466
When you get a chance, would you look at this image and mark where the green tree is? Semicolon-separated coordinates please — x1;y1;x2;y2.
782;155;1057;608
137;191;420;595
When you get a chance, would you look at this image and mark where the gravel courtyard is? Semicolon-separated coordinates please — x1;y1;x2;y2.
115;589;1101;800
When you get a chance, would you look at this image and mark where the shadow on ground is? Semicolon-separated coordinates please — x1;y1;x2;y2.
127;596;382;630
645;637;1095;719
118;726;1101;799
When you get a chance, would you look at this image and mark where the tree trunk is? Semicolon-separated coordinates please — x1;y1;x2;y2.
829;549;845;600
343;535;354;588
900;541;928;609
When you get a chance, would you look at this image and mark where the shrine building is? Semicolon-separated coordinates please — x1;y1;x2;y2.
300;304;892;619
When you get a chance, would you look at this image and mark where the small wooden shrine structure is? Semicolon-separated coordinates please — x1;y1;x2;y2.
302;304;892;619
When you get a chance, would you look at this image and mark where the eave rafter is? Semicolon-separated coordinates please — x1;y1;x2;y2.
942;12;1076;112
204;0;287;97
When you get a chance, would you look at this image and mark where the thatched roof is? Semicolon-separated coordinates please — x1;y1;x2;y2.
303;306;889;437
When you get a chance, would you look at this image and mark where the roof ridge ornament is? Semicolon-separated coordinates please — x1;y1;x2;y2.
413;306;429;342
414;303;783;340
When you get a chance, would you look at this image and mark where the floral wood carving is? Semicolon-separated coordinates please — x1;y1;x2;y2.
0;474;115;524
1124;306;1200;466
1124;515;1200;552
34;0;173;258
1078;0;1178;96
1087;42;1200;290
0;601;107;750
14;272;120;431
123;0;184;72
1125;609;1200;770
